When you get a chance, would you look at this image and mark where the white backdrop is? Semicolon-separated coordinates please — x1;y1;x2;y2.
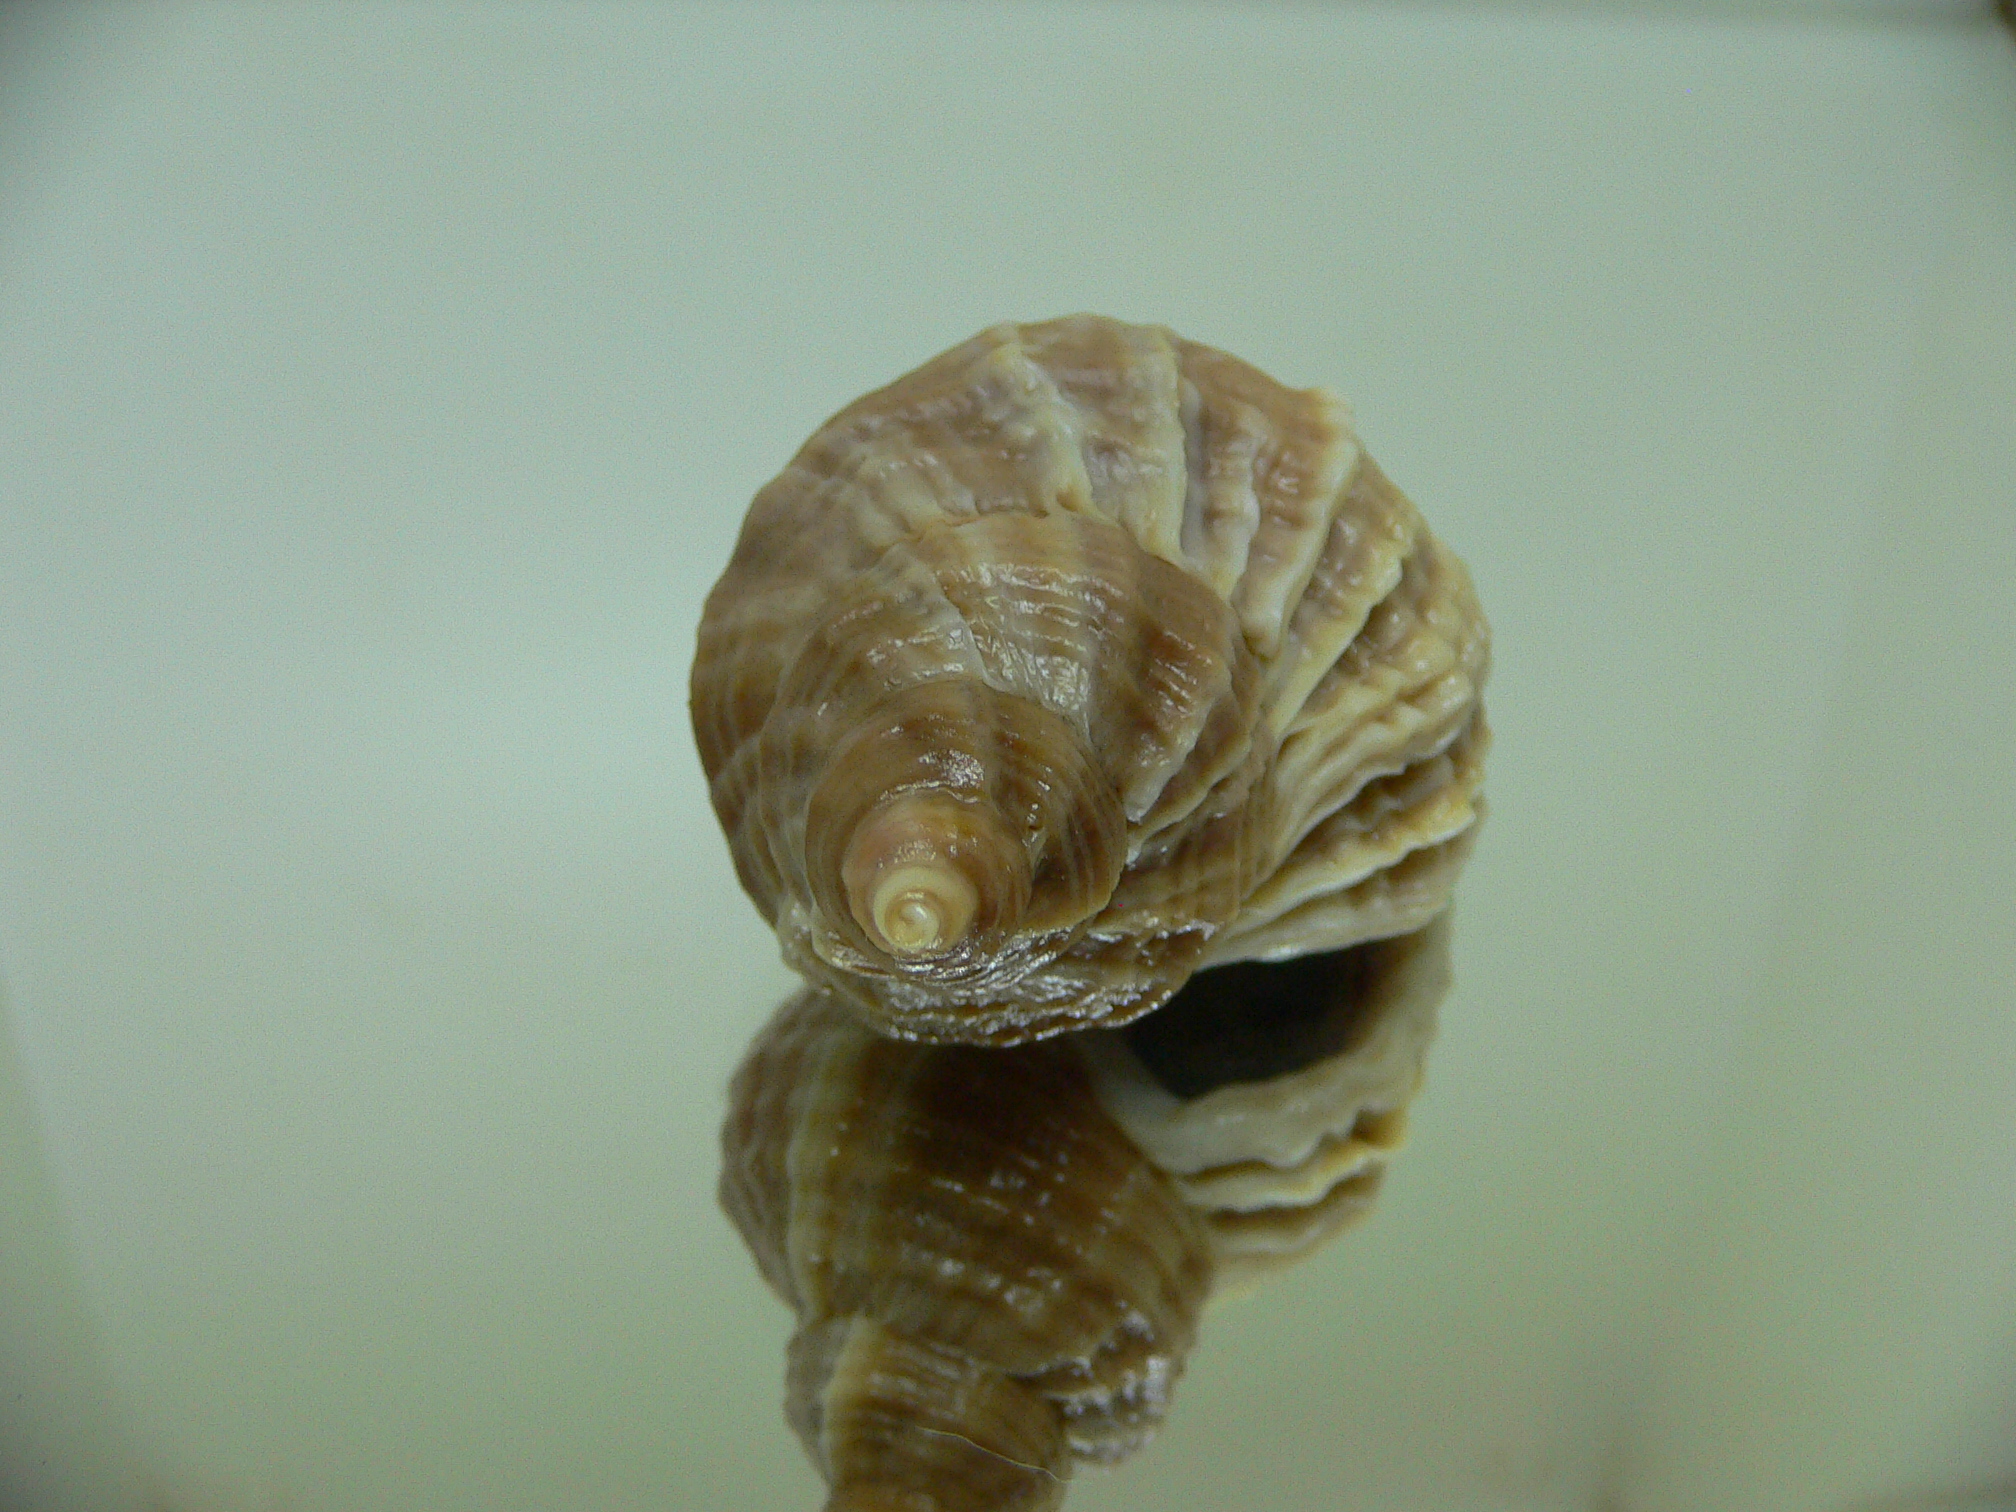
2;5;2012;1511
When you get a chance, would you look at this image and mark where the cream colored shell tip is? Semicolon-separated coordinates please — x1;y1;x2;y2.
692;315;1489;1044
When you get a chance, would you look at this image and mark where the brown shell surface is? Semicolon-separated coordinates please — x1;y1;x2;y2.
692;314;1488;1044
721;988;1214;1512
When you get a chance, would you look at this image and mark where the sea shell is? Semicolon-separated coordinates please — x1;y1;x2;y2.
720;918;1454;1511
720;988;1214;1512
692;315;1488;1044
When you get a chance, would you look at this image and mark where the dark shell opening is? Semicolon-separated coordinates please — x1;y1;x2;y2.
1120;933;1418;1099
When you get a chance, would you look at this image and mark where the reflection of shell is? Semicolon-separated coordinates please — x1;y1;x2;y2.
1079;915;1450;1294
692;316;1488;1044
720;989;1214;1512
720;920;1453;1510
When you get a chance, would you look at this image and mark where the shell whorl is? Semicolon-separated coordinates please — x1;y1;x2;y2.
721;989;1214;1512
693;315;1488;1044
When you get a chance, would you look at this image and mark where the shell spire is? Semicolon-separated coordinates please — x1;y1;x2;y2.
692;315;1488;1045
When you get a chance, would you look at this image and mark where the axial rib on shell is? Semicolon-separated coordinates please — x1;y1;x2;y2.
692;315;1489;1044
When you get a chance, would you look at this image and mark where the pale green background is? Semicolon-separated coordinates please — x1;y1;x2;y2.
2;4;2013;1511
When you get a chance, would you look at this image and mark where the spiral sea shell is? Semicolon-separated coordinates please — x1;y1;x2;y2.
721;988;1214;1512
720;920;1454;1512
692;316;1488;1045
